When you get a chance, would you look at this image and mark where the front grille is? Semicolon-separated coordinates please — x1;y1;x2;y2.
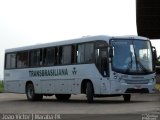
124;79;149;84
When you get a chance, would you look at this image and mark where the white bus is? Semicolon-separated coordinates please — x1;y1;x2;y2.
4;35;157;103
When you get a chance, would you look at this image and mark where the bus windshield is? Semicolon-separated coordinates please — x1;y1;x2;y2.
111;39;153;74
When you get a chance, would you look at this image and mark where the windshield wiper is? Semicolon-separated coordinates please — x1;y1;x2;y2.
130;41;149;74
125;52;133;73
136;60;149;73
134;50;149;73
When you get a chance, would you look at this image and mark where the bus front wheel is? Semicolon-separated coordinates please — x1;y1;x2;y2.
26;83;43;101
86;82;94;103
123;94;131;102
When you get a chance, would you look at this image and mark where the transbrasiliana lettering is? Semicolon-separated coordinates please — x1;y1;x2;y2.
29;68;68;77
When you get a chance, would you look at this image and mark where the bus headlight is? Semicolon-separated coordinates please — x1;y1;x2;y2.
149;78;154;83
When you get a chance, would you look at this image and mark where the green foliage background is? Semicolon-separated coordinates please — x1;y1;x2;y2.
0;81;4;93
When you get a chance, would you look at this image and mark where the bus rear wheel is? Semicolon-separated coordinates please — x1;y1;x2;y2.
26;83;43;101
55;94;71;101
86;82;94;103
123;94;131;102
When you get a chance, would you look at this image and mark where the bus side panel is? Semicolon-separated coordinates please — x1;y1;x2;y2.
75;64;103;95
4;64;105;95
4;70;26;93
53;79;75;94
7;81;26;94
41;79;54;94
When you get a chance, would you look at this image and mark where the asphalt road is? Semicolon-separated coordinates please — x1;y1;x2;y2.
0;93;159;120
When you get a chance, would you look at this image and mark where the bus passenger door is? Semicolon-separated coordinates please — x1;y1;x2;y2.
95;48;109;77
95;47;110;94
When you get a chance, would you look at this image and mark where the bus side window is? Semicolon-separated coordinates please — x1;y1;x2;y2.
77;44;85;63
62;45;72;65
43;48;47;66
5;53;16;69
30;49;42;67
17;51;28;68
46;47;55;66
71;45;76;64
85;43;94;63
54;47;58;65
58;47;63;65
77;42;94;64
5;54;11;69
39;49;43;66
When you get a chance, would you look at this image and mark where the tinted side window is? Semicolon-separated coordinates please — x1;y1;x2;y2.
46;47;56;65
77;43;94;63
62;46;72;64
6;54;11;69
29;49;42;67
17;51;28;68
85;43;94;63
77;44;85;63
71;45;76;64
5;53;16;69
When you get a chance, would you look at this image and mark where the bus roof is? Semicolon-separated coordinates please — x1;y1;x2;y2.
5;35;149;53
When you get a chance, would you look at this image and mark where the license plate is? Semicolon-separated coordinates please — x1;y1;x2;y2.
134;85;142;89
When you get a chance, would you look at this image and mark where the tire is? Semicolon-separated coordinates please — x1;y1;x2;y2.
26;83;43;101
123;94;131;102
86;82;94;103
55;94;71;101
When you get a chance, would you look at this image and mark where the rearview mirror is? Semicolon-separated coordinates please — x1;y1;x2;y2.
152;47;157;62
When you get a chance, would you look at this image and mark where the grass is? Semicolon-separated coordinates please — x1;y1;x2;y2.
0;81;4;93
155;84;160;91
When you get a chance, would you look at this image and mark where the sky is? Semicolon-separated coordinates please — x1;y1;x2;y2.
0;0;159;79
